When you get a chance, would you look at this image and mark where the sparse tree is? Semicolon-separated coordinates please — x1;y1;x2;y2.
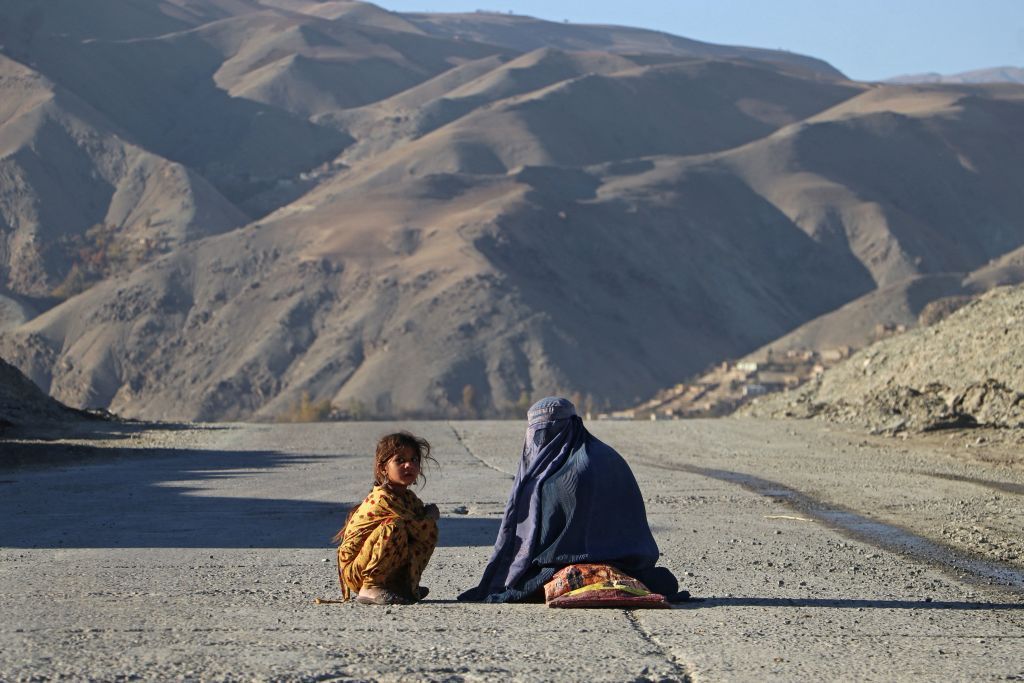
582;393;596;419
277;391;332;423
461;384;477;418
515;389;532;416
50;263;90;300
347;398;366;421
569;391;584;411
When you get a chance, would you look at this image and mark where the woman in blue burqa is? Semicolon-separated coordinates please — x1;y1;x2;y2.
459;397;679;603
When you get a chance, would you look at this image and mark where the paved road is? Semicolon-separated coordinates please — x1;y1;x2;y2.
1;419;1022;681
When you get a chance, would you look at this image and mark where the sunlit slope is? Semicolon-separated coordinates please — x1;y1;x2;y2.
335;58;863;178
0;55;247;297
720;84;1024;287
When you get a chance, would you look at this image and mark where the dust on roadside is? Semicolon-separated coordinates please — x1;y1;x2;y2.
0;421;227;470
818;423;1024;576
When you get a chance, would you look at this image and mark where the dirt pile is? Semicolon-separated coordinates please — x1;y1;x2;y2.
746;285;1024;434
779;380;1022;435
0;356;84;429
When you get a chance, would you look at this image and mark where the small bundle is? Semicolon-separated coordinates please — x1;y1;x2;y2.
544;564;670;609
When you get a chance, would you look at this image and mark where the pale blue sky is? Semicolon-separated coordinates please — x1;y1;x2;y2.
378;0;1024;81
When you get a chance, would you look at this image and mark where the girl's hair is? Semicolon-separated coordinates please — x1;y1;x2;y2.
330;432;436;545
372;431;435;487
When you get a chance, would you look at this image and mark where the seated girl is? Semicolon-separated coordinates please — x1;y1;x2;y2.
334;432;439;605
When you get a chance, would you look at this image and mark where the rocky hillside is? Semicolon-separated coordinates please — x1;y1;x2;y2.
1;1;1024;420
745;284;1024;433
0;355;84;429
0;54;249;298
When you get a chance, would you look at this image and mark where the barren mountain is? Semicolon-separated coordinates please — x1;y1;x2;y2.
724;84;1024;286
0;159;869;421
1;0;1023;421
325;49;638;162
0;54;248;297
887;66;1024;86
8;80;1024;421
335;57;863;176
201;10;507;118
713;84;1024;356
0;44;870;420
10;19;351;209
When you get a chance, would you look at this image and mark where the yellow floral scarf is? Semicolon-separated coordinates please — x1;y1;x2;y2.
336;485;430;599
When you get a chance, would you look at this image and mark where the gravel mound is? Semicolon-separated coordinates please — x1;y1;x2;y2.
746;285;1024;433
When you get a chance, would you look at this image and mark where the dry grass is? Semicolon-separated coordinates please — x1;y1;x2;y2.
278;392;333;423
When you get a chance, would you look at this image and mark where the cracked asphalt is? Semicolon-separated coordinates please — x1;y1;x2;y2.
1;418;1022;681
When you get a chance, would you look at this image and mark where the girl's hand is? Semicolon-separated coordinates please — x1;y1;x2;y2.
424;503;440;520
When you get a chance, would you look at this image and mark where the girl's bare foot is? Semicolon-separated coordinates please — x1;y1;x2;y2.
356;586;408;605
358;586;383;601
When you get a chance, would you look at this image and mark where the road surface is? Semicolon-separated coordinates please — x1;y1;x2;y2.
1;418;1022;681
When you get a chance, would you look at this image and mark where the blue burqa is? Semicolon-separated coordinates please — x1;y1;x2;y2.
459;397;678;602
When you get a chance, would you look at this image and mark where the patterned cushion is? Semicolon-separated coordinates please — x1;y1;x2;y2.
544;563;670;609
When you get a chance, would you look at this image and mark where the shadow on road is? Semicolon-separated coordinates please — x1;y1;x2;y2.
0;438;499;550
918;471;1024;497
649;461;1024;590
683;597;1024;610
1;420;221;451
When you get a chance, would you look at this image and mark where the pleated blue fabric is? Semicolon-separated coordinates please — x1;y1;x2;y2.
459;397;677;602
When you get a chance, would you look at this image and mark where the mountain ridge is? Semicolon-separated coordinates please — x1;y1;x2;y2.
887;66;1024;86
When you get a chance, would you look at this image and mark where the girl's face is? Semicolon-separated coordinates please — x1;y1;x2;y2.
384;446;420;489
